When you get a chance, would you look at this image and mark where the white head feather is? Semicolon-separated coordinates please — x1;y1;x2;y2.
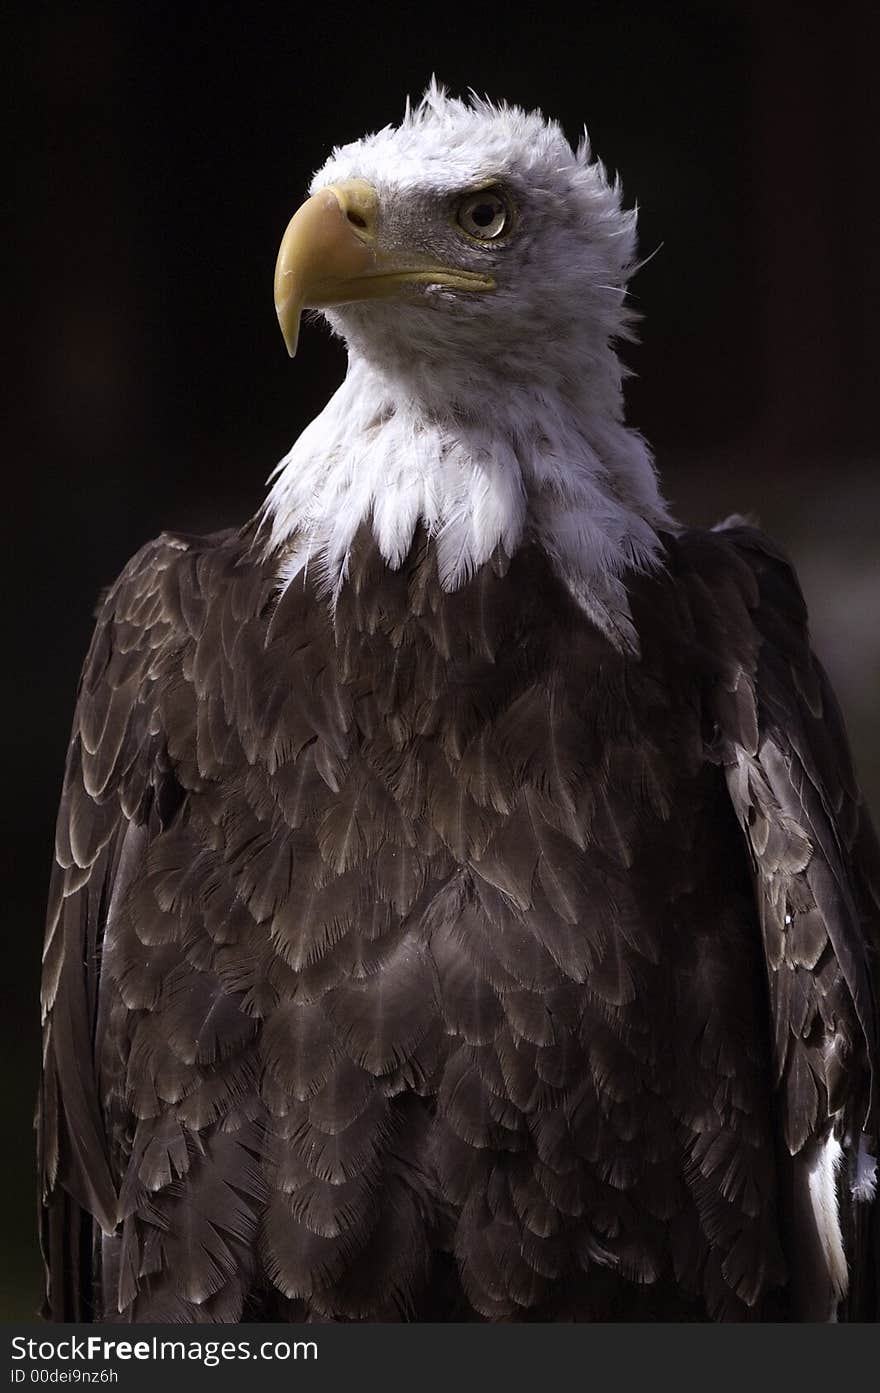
265;82;672;646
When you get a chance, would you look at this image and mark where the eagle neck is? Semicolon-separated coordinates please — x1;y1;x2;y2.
264;352;673;651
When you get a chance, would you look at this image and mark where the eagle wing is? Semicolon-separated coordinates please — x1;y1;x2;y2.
676;522;880;1317
38;534;197;1318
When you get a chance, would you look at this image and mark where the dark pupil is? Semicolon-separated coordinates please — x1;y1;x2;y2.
471;200;499;228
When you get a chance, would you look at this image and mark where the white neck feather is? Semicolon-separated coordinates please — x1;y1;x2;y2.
263;351;672;651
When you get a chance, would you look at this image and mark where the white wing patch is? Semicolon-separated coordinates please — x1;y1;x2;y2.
807;1134;848;1305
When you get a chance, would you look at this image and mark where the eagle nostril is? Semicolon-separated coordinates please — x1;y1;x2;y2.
347;209;368;230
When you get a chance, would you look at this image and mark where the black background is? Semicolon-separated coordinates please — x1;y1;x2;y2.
4;0;878;1317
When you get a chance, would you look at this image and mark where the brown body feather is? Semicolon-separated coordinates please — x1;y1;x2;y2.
38;520;880;1321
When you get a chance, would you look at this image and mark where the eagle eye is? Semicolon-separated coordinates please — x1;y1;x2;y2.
455;189;511;241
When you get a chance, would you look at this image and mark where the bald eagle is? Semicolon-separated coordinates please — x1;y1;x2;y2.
39;84;880;1323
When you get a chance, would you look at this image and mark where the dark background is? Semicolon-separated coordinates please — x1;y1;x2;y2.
4;0;877;1317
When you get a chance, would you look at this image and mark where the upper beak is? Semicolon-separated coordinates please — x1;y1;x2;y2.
273;178;495;356
274;179;379;356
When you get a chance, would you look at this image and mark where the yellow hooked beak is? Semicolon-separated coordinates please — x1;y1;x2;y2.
273;178;496;356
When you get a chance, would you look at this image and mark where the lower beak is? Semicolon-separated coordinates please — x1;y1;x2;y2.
273;178;495;356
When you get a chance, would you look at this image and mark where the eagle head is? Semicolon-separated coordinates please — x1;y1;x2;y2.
266;83;667;628
274;81;638;402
